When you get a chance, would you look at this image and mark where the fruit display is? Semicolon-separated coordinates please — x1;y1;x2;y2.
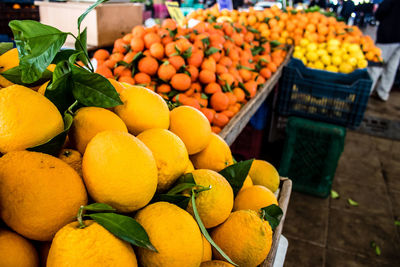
188;5;382;62
0;5;286;266
292;38;368;73
93;18;288;133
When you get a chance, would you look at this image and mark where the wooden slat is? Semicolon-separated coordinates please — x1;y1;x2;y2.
262;177;293;267
219;47;293;145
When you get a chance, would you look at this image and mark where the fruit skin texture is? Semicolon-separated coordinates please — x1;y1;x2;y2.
239;175;253;192
58;149;83;177
0;151;88;241
190;133;234;172
82;131;157;212
47;221;138;267
185;160;195;174
135;202;203;267
0;48;19;72
69;107;128;154
211;210;272;267
0;228;39;267
0;85;64;153
233;185;278;212
249;159;280;193
201;235;212;262
201;260;235;267
169;106;212;155
114;86;170;135
187;169;234;228
137;129;189;192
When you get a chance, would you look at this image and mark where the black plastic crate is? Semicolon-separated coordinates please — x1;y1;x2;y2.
0;3;39;36
278;58;372;128
279;117;346;198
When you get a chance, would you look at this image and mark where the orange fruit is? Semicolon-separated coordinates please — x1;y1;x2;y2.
144;32;161;49
199;70;216;84
93;49;110;61
134;72;151;84
168;56;185;70
95;65;113;79
138;56;159;76
212;113;229;128
210;92;229;111
158;63;176;81
171;73;191;91
204;82;222;94
150;43;165;60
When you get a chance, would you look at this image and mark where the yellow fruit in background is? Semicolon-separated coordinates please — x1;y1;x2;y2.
0;229;39;267
233;185;278;212
69;107;128;154
348;43;360;54
0;151;87;241
341;53;350;62
305;51;318;62
191;133;233;172
332;50;342;58
135;202;203;267
37;80;50;95
0;75;14;87
321;54;331;66
339;62;353;74
354;51;365;61
318;43;327;49
137;128;189;192
328;39;340;47
201;235;212;262
187;169;234;228
114;86;170;135
185;160;195;173
108;78;126;94
314;61;325;70
47;221;138;267
292;51;303;59
169;106;212;155
82;131;157;212
0;48;19;72
211;210;272;267
248;159;280;193
59;149;83;177
299;38;309;47
239;175;253;192
326;45;338;54
326;65;339;72
0;85;64;153
300;57;308;65
201;260;235;267
306;43;317;51
331;55;342;66
357;59;368;69
347;57;358;67
316;49;327;57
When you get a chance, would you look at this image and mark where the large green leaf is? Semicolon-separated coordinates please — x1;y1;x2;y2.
9;20;67;83
71;65;123;108
27;113;73;156
219;159;254;196
0;42;13;55
151;194;190;209
45;61;75;113
89;213;157;252
261;204;283;230
52;49;76;64
0;66;52;86
74;27;90;68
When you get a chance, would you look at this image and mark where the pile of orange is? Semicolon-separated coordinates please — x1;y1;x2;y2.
189;5;381;62
94;18;287;133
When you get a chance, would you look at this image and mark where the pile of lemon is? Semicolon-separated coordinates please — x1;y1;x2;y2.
293;39;369;73
0;49;281;267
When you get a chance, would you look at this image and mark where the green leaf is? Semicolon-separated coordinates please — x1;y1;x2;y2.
182;46;192;59
270;40;281;47
69;51;85;65
0;66;52;86
71;65;122;108
219;159;254;196
74;27;89;67
151;194;190;209
178;173;196;184
167;183;196;195
395;221;400;226
191;191;237;266
0;42;13;55
261;204;283;230
9;20;67;83
27;113;73;156
45;61;75;113
331;190;339;199
370;241;381;256
52;49;76;64
201;37;210;47
348;198;359;206
247;27;260;34
89;213;157;252
77;0;109;33
83;203;116;212
205;47;220;57
168;28;178;38
238;65;255;72
213;24;223;29
201;93;208;99
251;46;264;56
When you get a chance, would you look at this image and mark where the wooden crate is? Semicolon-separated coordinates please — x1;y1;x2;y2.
35;1;143;48
261;177;292;267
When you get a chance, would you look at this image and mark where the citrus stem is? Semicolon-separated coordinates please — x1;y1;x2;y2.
77;205;86;228
67;32;95;72
66;100;79;116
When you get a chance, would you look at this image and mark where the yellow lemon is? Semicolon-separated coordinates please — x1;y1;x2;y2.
248;159;280;193
326;45;339;54
137;128;189;192
306;43;318;52
135;202;203;267
82;131;157;212
202;235;212;262
347;57;358;67
59;149;83;177
331;55;342;66
211;210;272;267
314;61;325;70
47;221;138;267
233;185;278;212
0;229;39;267
339;62;354;74
328;39;340;47
185;160;195;174
114;85;170;135
201;261;235;267
292;51;303;59
169;106;212;155
69;107;128;154
326;65;339;72
321;54;331;66
0;85;64;153
316;49;327;57
305;51;318;62
0;151;88;241
187;169;234;228
357;59;368;69
299;38;309;47
0;48;19;72
190;133;233;172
